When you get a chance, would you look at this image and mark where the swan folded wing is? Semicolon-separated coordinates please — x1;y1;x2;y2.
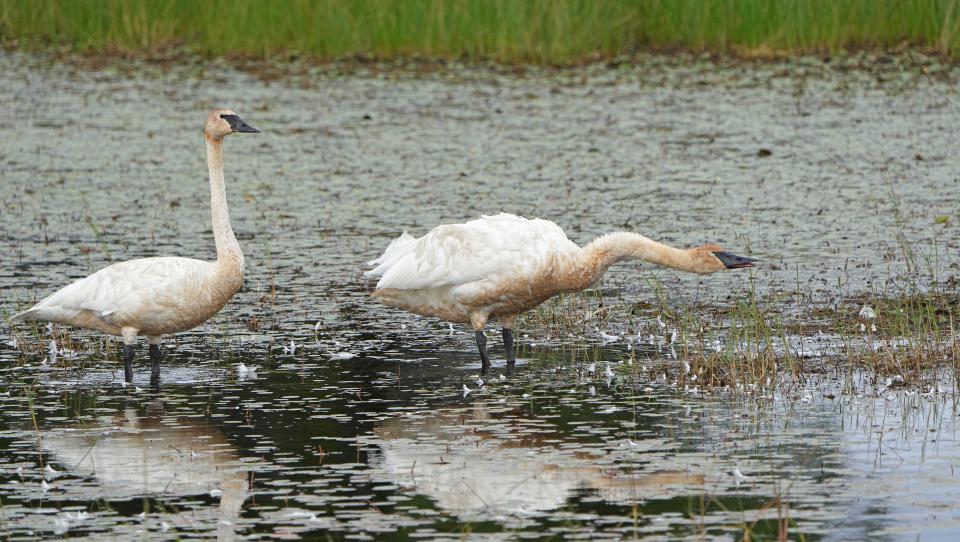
367;213;576;290
24;257;210;323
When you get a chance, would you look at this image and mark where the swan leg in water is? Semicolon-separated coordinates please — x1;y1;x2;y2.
474;331;491;371
122;345;135;383
148;335;162;380
501;315;517;365
502;329;515;364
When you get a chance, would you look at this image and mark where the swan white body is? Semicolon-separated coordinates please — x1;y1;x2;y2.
367;213;755;369
12;257;240;339
10;109;259;381
368;213;583;326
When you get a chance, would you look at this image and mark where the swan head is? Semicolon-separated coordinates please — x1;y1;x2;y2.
693;244;757;273
205;109;260;139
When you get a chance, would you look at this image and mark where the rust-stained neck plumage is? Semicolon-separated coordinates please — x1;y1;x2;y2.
581;232;726;280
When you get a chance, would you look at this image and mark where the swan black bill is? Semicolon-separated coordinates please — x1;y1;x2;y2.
713;251;757;269
220;114;261;133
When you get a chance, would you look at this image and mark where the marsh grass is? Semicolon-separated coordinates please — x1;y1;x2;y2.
522;261;957;394
2;0;960;64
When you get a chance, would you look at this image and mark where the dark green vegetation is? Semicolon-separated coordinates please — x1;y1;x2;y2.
2;0;960;63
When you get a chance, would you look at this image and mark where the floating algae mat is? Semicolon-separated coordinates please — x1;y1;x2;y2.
1;52;960;539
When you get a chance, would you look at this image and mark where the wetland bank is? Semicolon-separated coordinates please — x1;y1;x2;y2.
1;52;959;539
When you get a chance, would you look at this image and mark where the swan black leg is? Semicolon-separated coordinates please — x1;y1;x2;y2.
475;330;491;373
149;344;162;383
503;328;515;365
122;345;135;383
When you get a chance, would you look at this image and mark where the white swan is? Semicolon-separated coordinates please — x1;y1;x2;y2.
366;213;756;370
10;109;260;382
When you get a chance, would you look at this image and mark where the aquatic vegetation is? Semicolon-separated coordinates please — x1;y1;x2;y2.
3;0;960;63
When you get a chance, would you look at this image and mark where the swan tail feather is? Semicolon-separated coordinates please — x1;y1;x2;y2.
9;309;36;322
365;232;417;278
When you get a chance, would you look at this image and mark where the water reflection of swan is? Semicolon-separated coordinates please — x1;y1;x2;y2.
41;400;249;540
366;404;704;519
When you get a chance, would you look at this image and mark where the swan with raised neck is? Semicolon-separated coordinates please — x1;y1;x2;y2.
10;109;260;383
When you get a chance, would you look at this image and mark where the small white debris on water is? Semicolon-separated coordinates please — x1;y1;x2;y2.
66;511;89;522
598;329;620;342
733;467;750;487
859;305;877;320
586;362;596;373
137;512;147;521
48;340;59;365
54;517;70;535
625;439;641;447
499;374;506;380
210;488;223;498
475;377;485;387
329;352;357;360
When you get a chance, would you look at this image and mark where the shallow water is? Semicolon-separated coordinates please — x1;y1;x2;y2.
1;52;960;539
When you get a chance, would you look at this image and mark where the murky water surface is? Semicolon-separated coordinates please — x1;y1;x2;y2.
1;53;960;539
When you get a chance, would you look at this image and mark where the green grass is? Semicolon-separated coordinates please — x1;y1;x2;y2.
1;0;959;64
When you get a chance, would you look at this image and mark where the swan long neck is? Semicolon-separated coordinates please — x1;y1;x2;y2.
582;232;702;278
205;135;243;267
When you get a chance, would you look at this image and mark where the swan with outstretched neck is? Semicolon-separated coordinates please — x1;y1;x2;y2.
10;109;260;382
366;213;756;371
